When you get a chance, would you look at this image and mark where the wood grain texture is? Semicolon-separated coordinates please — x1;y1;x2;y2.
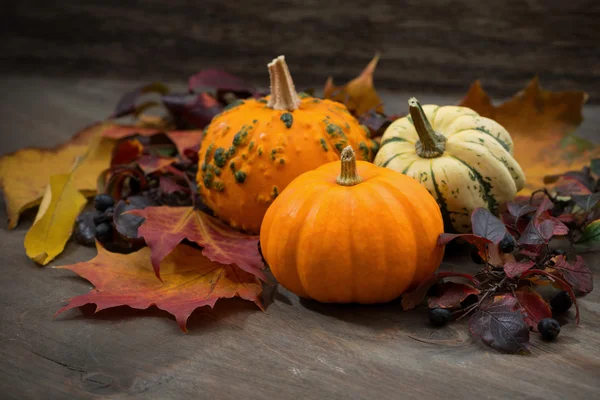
0;77;600;399
2;1;599;100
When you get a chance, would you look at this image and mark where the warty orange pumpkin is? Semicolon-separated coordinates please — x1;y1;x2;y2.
260;145;445;304
197;56;378;233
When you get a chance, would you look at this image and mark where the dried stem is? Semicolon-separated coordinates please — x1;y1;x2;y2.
336;146;362;186
266;55;301;111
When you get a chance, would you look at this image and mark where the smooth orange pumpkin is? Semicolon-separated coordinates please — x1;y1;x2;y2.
260;146;445;304
197;56;378;233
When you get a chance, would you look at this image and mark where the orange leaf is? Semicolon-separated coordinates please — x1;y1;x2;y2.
0;123;115;229
55;243;263;332
323;53;384;117
127;206;266;281
459;78;597;194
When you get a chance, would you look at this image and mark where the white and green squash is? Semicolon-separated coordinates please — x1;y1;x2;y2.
374;98;525;233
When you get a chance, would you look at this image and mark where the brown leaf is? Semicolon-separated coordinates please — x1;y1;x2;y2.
128;206;265;281
323;53;384;117
427;282;480;309
55;243;263;332
460;78;597;194
0;123;115;229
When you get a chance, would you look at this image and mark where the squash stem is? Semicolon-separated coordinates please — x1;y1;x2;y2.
336;146;362;186
267;56;301;111
408;97;446;158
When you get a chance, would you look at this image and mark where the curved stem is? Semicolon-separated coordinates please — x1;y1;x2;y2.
336;146;362;186
267;56;301;111
408;97;446;158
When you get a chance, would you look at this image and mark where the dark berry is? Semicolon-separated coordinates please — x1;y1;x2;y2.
553;249;566;256
426;282;443;297
103;206;115;218
550;291;572;314
538;318;561;341
428;308;451;327
95;222;112;240
499;234;516;253
94;194;114;212
73;211;98;246
470;250;485;264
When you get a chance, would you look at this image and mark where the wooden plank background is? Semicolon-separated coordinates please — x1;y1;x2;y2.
2;0;599;100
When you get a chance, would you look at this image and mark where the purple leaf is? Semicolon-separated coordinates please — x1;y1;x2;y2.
188;69;255;93
427;282;480;309
469;296;530;354
114;195;157;240
401;272;479;311
552;255;593;294
471;208;507;244
507;202;537;218
572;193;600;211
504;260;536;279
162;93;223;129
111;82;169;118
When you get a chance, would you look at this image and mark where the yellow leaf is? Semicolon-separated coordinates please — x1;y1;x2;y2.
0;122;115;229
323;53;384;117
459;78;598;195
24;173;88;265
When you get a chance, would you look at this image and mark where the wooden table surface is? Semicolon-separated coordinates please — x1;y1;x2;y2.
0;76;599;400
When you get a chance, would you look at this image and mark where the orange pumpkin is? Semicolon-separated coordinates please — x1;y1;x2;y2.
260;146;445;304
197;56;378;233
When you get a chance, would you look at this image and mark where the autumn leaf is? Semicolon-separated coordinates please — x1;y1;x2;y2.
401;272;479;311
136;155;177;174
549;255;593;294
55;243;263;332
427;282;480;309
577;219;600;247
515;287;552;331
469;295;530;354
127;206;265;281
504;260;535;279
111;82;170;118
0;123;114;229
102;125;203;159
471;208;507;244
24;173;87;265
460;78;597;195
323;53;384;117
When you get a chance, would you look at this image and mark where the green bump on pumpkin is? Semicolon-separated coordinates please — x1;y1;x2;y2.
204;143;215;162
271;149;277;160
226;146;236;158
213;147;227;168
203;171;214;189
345;123;350;131
223;99;244;111
249;141;255;151
334;143;344;152
253;119;258;123
201;162;208;172
279;158;285;164
324;120;344;138
313;99;321;103
258;99;268;104
234;170;247;183
271;186;279;199
214;181;225;192
232;125;251;147
358;142;369;160
280;112;293;129
230;161;236;172
298;92;310;99
258;147;263;156
362;125;372;139
320;138;328;152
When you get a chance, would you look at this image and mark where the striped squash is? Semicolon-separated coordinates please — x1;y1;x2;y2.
374;98;525;233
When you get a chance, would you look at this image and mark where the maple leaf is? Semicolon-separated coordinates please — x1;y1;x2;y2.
515;287;552;332
460;78;597;195
55;243;263;332
427;282;480;309
127;206;265;281
0;122;114;229
323;53;384;117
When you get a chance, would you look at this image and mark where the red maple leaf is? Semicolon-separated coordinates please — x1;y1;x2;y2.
127;206;266;281
55;243;263;332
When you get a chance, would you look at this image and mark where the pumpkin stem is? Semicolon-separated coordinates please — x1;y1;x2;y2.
409;97;446;158
336;146;362;186
267;55;301;111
